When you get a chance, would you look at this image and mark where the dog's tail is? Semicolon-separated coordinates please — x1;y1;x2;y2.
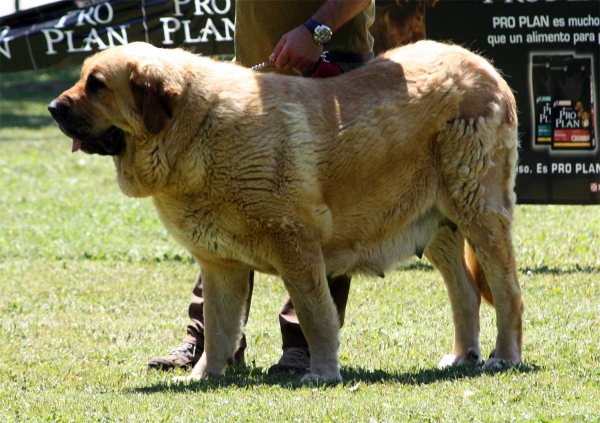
464;242;494;306
465;243;525;314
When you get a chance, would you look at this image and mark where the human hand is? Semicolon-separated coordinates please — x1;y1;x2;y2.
270;25;324;72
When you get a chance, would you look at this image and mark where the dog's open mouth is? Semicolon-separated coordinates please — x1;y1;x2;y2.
71;126;126;156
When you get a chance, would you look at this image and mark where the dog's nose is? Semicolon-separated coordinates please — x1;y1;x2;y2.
48;99;67;117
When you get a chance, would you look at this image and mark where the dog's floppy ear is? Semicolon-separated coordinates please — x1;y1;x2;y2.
129;62;180;135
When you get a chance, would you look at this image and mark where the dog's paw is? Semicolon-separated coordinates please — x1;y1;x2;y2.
438;348;483;369
482;358;516;371
300;373;343;384
438;354;459;369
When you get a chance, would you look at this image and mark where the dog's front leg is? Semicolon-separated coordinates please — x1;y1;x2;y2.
278;241;342;383
174;262;250;382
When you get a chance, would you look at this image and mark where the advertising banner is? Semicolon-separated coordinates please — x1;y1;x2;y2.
426;0;599;204
0;0;235;72
1;0;598;203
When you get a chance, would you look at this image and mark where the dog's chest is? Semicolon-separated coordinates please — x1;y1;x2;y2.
152;196;276;271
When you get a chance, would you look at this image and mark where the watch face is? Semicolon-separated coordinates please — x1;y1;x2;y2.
314;25;332;45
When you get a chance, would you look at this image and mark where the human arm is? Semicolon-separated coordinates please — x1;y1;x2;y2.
269;0;372;72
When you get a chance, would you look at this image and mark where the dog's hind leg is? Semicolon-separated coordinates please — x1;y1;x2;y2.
424;224;483;368
460;210;522;369
435;60;522;369
442;131;523;369
175;263;251;382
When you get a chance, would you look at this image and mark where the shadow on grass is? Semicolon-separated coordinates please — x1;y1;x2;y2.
341;362;539;384
521;265;600;275
131;362;540;394
0;80;75;97
390;262;600;276
397;261;435;272
0;78;76;133
0;112;55;130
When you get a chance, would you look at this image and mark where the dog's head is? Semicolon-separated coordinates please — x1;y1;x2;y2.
49;42;182;196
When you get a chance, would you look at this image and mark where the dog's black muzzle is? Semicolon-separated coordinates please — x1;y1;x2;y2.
48;99;126;156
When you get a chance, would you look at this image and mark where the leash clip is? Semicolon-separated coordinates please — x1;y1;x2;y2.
252;51;330;72
251;59;275;71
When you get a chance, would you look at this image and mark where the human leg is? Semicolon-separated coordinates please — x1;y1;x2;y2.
148;271;253;370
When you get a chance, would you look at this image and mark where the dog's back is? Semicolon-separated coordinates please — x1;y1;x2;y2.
287;42;519;277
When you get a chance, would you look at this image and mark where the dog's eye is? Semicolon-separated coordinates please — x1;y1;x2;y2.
86;73;106;94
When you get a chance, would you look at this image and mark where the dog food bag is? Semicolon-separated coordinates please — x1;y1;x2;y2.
531;55;554;145
551;57;595;150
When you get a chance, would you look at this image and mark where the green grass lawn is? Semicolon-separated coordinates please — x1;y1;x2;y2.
1;68;599;423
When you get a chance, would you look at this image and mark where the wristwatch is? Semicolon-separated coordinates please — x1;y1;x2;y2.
304;18;332;45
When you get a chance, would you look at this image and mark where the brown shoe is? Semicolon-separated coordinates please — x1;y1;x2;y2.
267;347;310;375
147;342;201;371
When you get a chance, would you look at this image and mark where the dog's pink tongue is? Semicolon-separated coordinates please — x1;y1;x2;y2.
72;139;82;153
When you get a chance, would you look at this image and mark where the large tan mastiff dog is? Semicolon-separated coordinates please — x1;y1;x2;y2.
49;41;523;382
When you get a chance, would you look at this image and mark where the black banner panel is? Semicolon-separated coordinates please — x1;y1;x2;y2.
0;0;235;72
1;0;598;204
426;0;600;204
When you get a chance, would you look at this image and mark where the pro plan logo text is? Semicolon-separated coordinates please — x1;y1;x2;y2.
161;0;234;45
42;2;128;55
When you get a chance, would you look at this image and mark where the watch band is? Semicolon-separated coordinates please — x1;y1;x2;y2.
304;18;321;34
303;18;332;45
